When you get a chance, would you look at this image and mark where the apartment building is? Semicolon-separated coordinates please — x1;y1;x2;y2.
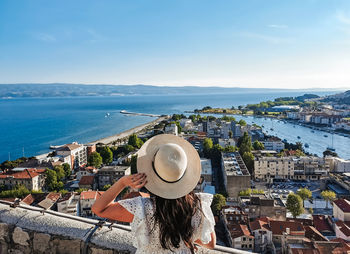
261;137;285;152
221;152;250;198
0;168;46;191
254;157;293;181
254;156;329;181
56;142;87;169
97;166;130;189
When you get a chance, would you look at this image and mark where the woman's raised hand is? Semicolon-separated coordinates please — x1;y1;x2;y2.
122;173;147;189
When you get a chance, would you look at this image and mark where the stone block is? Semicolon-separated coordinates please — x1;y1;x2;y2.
0;240;8;254
33;232;51;253
0;223;9;241
91;247;114;254
12;227;30;246
52;238;81;254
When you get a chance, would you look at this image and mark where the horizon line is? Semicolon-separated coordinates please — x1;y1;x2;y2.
0;82;347;91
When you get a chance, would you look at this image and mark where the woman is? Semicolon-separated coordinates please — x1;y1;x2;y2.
92;134;216;253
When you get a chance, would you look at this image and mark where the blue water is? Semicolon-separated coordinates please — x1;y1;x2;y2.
0;90;346;162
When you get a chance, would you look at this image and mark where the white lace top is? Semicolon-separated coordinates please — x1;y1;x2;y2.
118;193;215;254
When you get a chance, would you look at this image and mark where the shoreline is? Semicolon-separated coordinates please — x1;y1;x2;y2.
88;116;169;145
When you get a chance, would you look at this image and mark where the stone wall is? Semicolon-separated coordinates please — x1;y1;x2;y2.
0;202;251;254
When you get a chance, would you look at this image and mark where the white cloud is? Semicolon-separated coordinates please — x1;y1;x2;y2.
86;28;106;43
35;33;56;42
336;11;350;25
268;24;288;29
240;32;292;44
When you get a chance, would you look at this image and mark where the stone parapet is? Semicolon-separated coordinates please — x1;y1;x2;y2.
0;202;252;254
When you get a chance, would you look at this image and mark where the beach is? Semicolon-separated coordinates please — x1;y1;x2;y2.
88;116;169;145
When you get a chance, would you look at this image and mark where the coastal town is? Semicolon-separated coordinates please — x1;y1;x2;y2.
1;91;350;254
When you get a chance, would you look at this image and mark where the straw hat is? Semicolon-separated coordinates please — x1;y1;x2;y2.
136;134;201;199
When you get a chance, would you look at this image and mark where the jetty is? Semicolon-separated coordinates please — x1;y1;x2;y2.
120;110;161;117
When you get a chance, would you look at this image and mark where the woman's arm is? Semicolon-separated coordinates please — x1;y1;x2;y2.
195;231;216;249
91;173;147;222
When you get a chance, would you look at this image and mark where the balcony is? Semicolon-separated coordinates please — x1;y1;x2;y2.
0;201;253;254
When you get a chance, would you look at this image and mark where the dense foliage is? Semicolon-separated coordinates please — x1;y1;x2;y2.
286;193;304;218
88;152;103;168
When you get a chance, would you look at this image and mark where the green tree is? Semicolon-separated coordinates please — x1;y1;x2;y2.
54;165;65;180
128;134;144;149
211;194;226;215
45;169;58;191
321;190;336;209
88;152;103;168
76;188;89;194
124;144;135;153
238;188;252;196
62;163;71;178
239;132;252;156
102;184;111;191
286;193;304;218
228;130;233;139
296;188;312;207
224;146;236;153
238;119;247;126
59;189;69;195
99;146;113;165
203;138;213;158
242;151;254;174
130;154;138;174
253;140;264;150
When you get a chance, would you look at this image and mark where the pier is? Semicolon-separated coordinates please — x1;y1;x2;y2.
120;110;161;117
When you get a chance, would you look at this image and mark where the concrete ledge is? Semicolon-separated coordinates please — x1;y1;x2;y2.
0;202;252;254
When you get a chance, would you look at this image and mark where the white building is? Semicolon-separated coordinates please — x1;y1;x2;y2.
254;157;293;181
286;112;300;120
330;157;350;173
200;158;212;184
164;123;178;136
56;142;87;169
0;168;46;191
57;193;79;216
218;138;236;148
262;138;285;152
80;191;104;218
179;119;193;130
333;199;350;221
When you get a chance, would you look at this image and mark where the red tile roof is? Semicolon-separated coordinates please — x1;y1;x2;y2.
304;226;328;241
335;221;350;237
250;219;270;231
0;168;44;179
228;222;253;239
46;192;61;202
80;191;104;200
21;194;35;205
334;199;350;213
313;215;333;233
270;220;304;235
79;175;95;186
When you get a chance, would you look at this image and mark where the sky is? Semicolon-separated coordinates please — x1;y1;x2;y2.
0;0;350;89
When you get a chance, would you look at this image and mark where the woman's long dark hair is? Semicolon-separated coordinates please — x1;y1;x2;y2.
151;191;201;253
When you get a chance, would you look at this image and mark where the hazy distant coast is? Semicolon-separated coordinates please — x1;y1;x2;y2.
0;83;342;98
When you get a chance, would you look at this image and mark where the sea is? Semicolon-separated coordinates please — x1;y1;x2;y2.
1;90;349;162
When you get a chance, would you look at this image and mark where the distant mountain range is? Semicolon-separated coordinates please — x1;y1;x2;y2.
0;83;345;98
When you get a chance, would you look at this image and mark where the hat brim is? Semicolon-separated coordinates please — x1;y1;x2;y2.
136;134;201;199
